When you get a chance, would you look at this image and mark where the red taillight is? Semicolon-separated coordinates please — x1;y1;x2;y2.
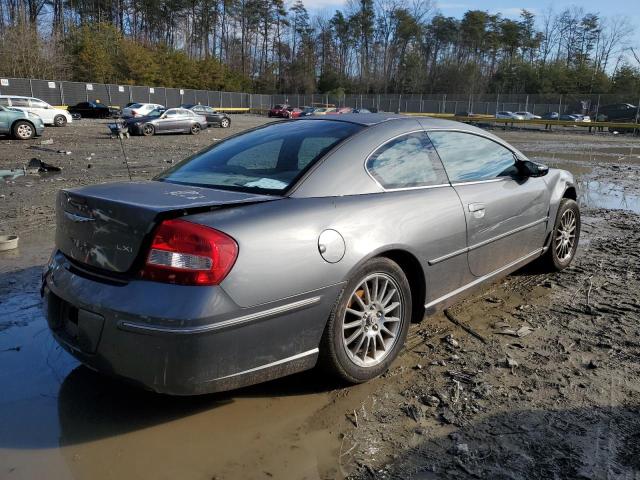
131;110;139;116
140;219;238;286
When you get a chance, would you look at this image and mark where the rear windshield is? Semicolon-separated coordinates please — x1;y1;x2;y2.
156;120;363;194
129;103;143;108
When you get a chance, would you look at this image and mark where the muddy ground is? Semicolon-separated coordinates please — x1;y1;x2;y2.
1;118;639;480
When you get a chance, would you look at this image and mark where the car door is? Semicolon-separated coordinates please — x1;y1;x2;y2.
155;109;181;132
428;130;550;278
364;131;472;304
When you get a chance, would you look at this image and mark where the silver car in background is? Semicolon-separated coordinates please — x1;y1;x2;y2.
43;115;580;395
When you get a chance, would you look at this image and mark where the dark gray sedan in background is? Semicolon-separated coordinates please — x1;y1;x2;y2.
43;114;580;395
127;107;208;136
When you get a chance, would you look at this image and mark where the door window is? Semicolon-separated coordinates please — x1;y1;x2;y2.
366;132;448;189
428;131;518;183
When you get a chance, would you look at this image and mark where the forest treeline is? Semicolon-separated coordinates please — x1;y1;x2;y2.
1;0;640;95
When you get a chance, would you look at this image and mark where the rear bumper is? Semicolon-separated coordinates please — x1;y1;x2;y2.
43;251;341;395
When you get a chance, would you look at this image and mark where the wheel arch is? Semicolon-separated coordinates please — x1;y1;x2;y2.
563;186;577;200
375;249;426;324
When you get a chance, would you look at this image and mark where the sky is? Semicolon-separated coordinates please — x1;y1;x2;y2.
301;0;640;54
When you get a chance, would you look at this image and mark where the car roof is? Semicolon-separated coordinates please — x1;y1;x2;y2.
298;113;484;131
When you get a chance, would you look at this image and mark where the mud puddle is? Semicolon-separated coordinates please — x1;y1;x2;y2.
522;149;640;213
0;231;351;480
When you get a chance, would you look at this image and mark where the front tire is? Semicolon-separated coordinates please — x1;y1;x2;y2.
319;257;412;383
54;115;67;127
540;198;580;271
12;121;35;140
220;118;230;128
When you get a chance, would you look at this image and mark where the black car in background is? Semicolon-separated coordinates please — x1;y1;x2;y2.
68;101;120;119
181;104;231;128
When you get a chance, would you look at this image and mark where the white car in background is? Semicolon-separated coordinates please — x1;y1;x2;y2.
515;111;541;120
0;95;72;127
122;103;165;118
495;111;525;120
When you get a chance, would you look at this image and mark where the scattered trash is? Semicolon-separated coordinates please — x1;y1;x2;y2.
444;309;488;344
587;359;599;369
403;404;423;422
40;138;54;145
504;357;518;369
27;158;62;173
444;334;459;348
57;150;72;155
496;325;534;338
0;234;19;251
485;296;501;303
454;443;470;456
421;395;441;407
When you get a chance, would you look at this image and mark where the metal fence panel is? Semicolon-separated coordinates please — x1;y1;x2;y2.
181;89;196;105
165;88;182;108
30;79;63;105
107;84;131;107
130;86;148;103
149;87;166;106
60;81;89;105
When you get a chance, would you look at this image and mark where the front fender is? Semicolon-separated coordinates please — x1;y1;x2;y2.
544;168;577;239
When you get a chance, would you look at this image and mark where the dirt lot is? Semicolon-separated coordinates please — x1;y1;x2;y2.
1;117;639;480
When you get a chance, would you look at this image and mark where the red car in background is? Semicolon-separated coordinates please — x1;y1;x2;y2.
326;107;353;115
282;107;303;118
268;104;289;117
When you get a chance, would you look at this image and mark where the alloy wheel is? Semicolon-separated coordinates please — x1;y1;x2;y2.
16;123;33;139
555;209;576;262
342;273;404;367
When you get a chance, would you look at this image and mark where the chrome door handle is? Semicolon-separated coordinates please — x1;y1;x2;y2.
468;203;486;218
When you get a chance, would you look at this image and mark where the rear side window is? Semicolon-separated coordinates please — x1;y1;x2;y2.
428;131;518;183
30;98;48;108
0;98;8;106
157;120;363;194
366;132;448;189
10;98;29;107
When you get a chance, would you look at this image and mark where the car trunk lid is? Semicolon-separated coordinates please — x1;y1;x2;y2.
56;181;278;273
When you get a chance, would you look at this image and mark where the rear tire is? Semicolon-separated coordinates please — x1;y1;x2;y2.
190;123;201;135
540;198;580;271
54;115;67;127
220;118;230;128
142;124;155;136
319;257;412;384
12;121;35;140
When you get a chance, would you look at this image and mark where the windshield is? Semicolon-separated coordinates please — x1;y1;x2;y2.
129;103;143;109
156;120;363;194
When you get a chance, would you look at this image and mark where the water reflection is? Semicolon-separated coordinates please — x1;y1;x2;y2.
577;179;640;213
527;155;640;214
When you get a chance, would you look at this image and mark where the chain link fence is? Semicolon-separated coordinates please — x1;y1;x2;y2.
1;77;639;115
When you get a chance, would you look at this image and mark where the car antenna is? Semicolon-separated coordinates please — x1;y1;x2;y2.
117;125;133;181
118;130;133;181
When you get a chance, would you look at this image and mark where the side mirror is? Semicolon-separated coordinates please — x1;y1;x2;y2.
518;159;549;177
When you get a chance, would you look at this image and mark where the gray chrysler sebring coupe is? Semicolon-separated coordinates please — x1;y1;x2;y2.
43;114;580;395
